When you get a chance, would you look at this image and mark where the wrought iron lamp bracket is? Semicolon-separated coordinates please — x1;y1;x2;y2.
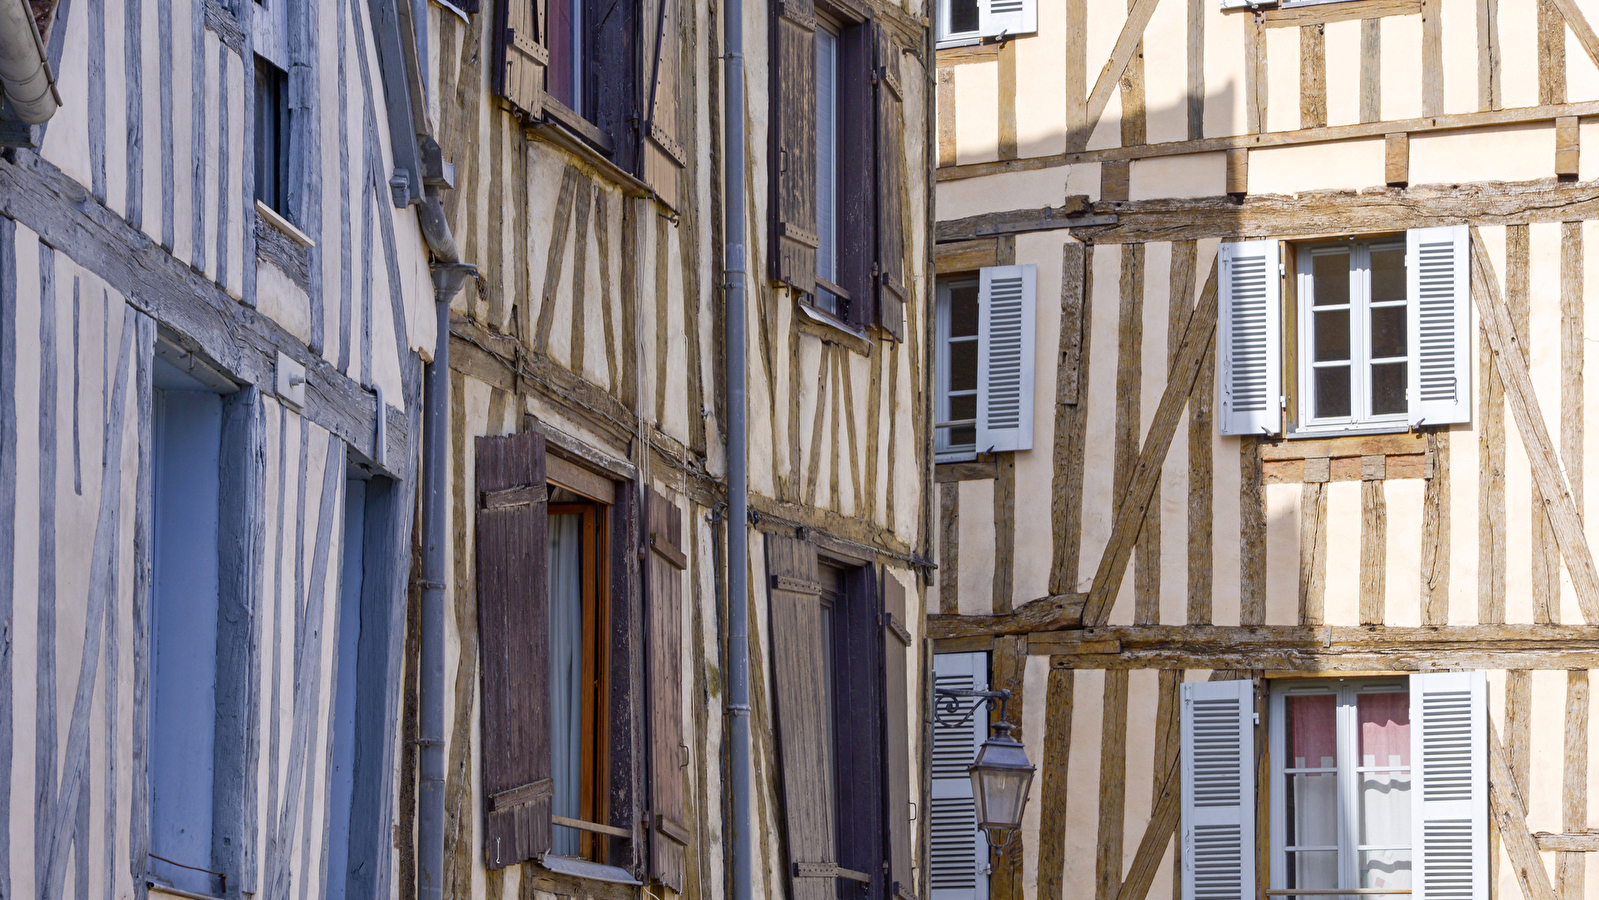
932;687;1011;730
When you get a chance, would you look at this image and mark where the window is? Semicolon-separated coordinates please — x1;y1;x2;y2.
546;0;583;116
801;9;870;326
936;276;979;457
547;496;610;860
815;21;843;317
1296;240;1409;430
937;0;980;44
934;0;1037;47
1269;680;1413;897
254;56;289;217
935;266;1036;459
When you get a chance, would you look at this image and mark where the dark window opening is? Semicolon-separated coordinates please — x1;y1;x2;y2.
254;56;289;218
546;0;583;116
806;10;873;329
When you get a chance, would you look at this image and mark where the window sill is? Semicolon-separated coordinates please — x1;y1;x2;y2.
1284;422;1410;439
537;855;642;886
255;199;313;248
795;303;874;356
524;117;656;203
148;881;227;900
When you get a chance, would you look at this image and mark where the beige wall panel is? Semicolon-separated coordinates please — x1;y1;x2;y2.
13;238;43;895
1498;0;1541;109
894;343;919;545
38;0;95;205
1447;412;1480;621
1066;161;1104;201
1324;19;1362;128
258;261;314;347
1087;0;1131;147
1586;221;1599;536
102;0;127;218
955;64;1002;166
1129;153;1228;201
1483;670;1521;899
172;0;197;266
521;152;573;328
1505;397;1537;625
1214;436;1245;620
1121;670;1162;871
959;478;997;614
1143;0;1194;145
1064;669;1107;896
1266;25;1301;133
1385;479;1425;626
1088;90;1127;152
1017;0;1069;157
1079;245;1125;592
1321;480;1362;624
937;166;1070;222
1265;482;1300;624
1441;0;1481;114
796;335;827;505
1022;655;1050;894
1204;12;1251;139
1571;30;1599;102
1248;138;1384;195
1162;413;1191;625
1015;234;1064;605
1412;124;1555;187
1378;14;1424;122
227;56;249;300
1143;245;1172;438
1528;670;1569;833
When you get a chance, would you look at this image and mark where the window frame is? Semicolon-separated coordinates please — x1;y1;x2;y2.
935;0;981;46
1292;237;1411;435
253;55;290;220
1267;677;1414;897
935;274;980;460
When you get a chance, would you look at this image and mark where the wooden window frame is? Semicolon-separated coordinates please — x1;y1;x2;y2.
936;274;980;460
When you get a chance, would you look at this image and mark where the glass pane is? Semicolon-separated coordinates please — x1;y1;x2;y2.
1371;247;1406;303
1359;773;1412;846
949;424;976;447
1287;850;1340;895
1360;848;1413;898
949;394;976;422
548;513;584;857
814;287;841;318
949;284;979;337
1287;693;1337;769
1371;362;1406;416
1314;309;1350;362
815;29;837;285
1357;691;1411;768
1371;305;1406;359
949;0;979;34
1314;366;1352;418
548;0;579;113
1312;251;1351;307
1285;693;1339;854
950;341;977;391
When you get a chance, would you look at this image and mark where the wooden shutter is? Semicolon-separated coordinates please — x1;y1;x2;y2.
765;534;838;900
1406;225;1472;427
929;652;988;900
1180;678;1254;900
645;488;688;890
770;0;818;294
874;24;907;341
1409;672;1487;900
1218;240;1282;436
881;570;916;900
492;0;548;119
977;0;1036;38
977;264;1036;453
475;432;553;869
642;0;685;209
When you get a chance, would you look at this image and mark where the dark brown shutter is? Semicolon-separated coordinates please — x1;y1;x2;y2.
873;23;906;341
765;534;839;900
642;0;685;209
645;488;689;889
475;432;553;869
492;0;547;119
770;0;818;295
881;570;917;900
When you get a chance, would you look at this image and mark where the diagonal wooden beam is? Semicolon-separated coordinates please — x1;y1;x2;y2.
1471;227;1599;624
1075;0;1165;152
1548;0;1599;77
1490;718;1559;900
1115;757;1180;900
1084;259;1219;626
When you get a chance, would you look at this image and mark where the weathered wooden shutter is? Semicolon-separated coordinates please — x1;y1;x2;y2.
977;264;1036;453
929;652;988;900
874;24;907;341
770;0;818;294
1180;678;1254;900
881;570;917;900
1406;225;1472;427
642;0;685;209
1409;672;1486;900
645;488;689;890
475;432;553;869
977;0;1036;38
765;534;838;900
1218;240;1281;436
492;0;548;119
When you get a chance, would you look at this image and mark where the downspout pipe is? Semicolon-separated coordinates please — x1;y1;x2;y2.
0;0;58;124
721;0;751;898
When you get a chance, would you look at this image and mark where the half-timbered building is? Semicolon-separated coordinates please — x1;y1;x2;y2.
929;1;1599;900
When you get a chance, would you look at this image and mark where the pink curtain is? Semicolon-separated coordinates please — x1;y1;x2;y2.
1358;692;1410;767
1289;694;1337;769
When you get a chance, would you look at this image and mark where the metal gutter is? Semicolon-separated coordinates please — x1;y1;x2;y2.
0;0;58;124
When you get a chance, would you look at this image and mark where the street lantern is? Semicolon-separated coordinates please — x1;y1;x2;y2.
934;686;1036;852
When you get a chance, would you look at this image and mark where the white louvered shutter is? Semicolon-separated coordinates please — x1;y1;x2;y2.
1218;241;1281;436
978;0;1037;38
977;265;1036;453
930;652;990;900
1181;679;1255;900
1406;225;1472;427
1410;672;1487;900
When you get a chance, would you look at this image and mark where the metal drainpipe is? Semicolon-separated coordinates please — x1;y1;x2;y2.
721;0;751;894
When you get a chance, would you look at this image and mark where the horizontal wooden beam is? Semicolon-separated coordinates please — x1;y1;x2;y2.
936;43;1000;66
927;593;1089;640
938;99;1599;182
1535;833;1599;851
1262;0;1420;27
935;238;999;273
935;198;1104;243
1259;432;1427;461
935;461;998;482
0;152;409;471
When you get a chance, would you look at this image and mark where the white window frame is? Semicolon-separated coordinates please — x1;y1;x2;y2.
1294;238;1411;434
936;0;982;46
936;275;980;460
1268;678;1414;897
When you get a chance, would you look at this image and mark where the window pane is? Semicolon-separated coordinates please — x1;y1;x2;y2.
1287;694;1337;769
1312;251;1350;307
1359;775;1412;848
1314;309;1350;362
1287;850;1340;895
1358;691;1411;767
1371;305;1406;359
815;29;838;286
1371;247;1406;303
814;287;841;318
1371;362;1406;416
1285;694;1339;855
949;393;976;422
949;283;979;338
1314;366;1352;418
549;513;584;857
1359;849;1412;898
950;340;977;391
949;424;976;447
949;0;979;34
548;0;579;113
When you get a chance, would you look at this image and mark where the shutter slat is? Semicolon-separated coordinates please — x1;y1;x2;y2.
1181;679;1254;900
1407;225;1472;426
646;489;688;890
930;652;989;900
874;24;907;340
977;265;1037;452
770;0;818;294
1219;241;1281;435
1411;672;1487;900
